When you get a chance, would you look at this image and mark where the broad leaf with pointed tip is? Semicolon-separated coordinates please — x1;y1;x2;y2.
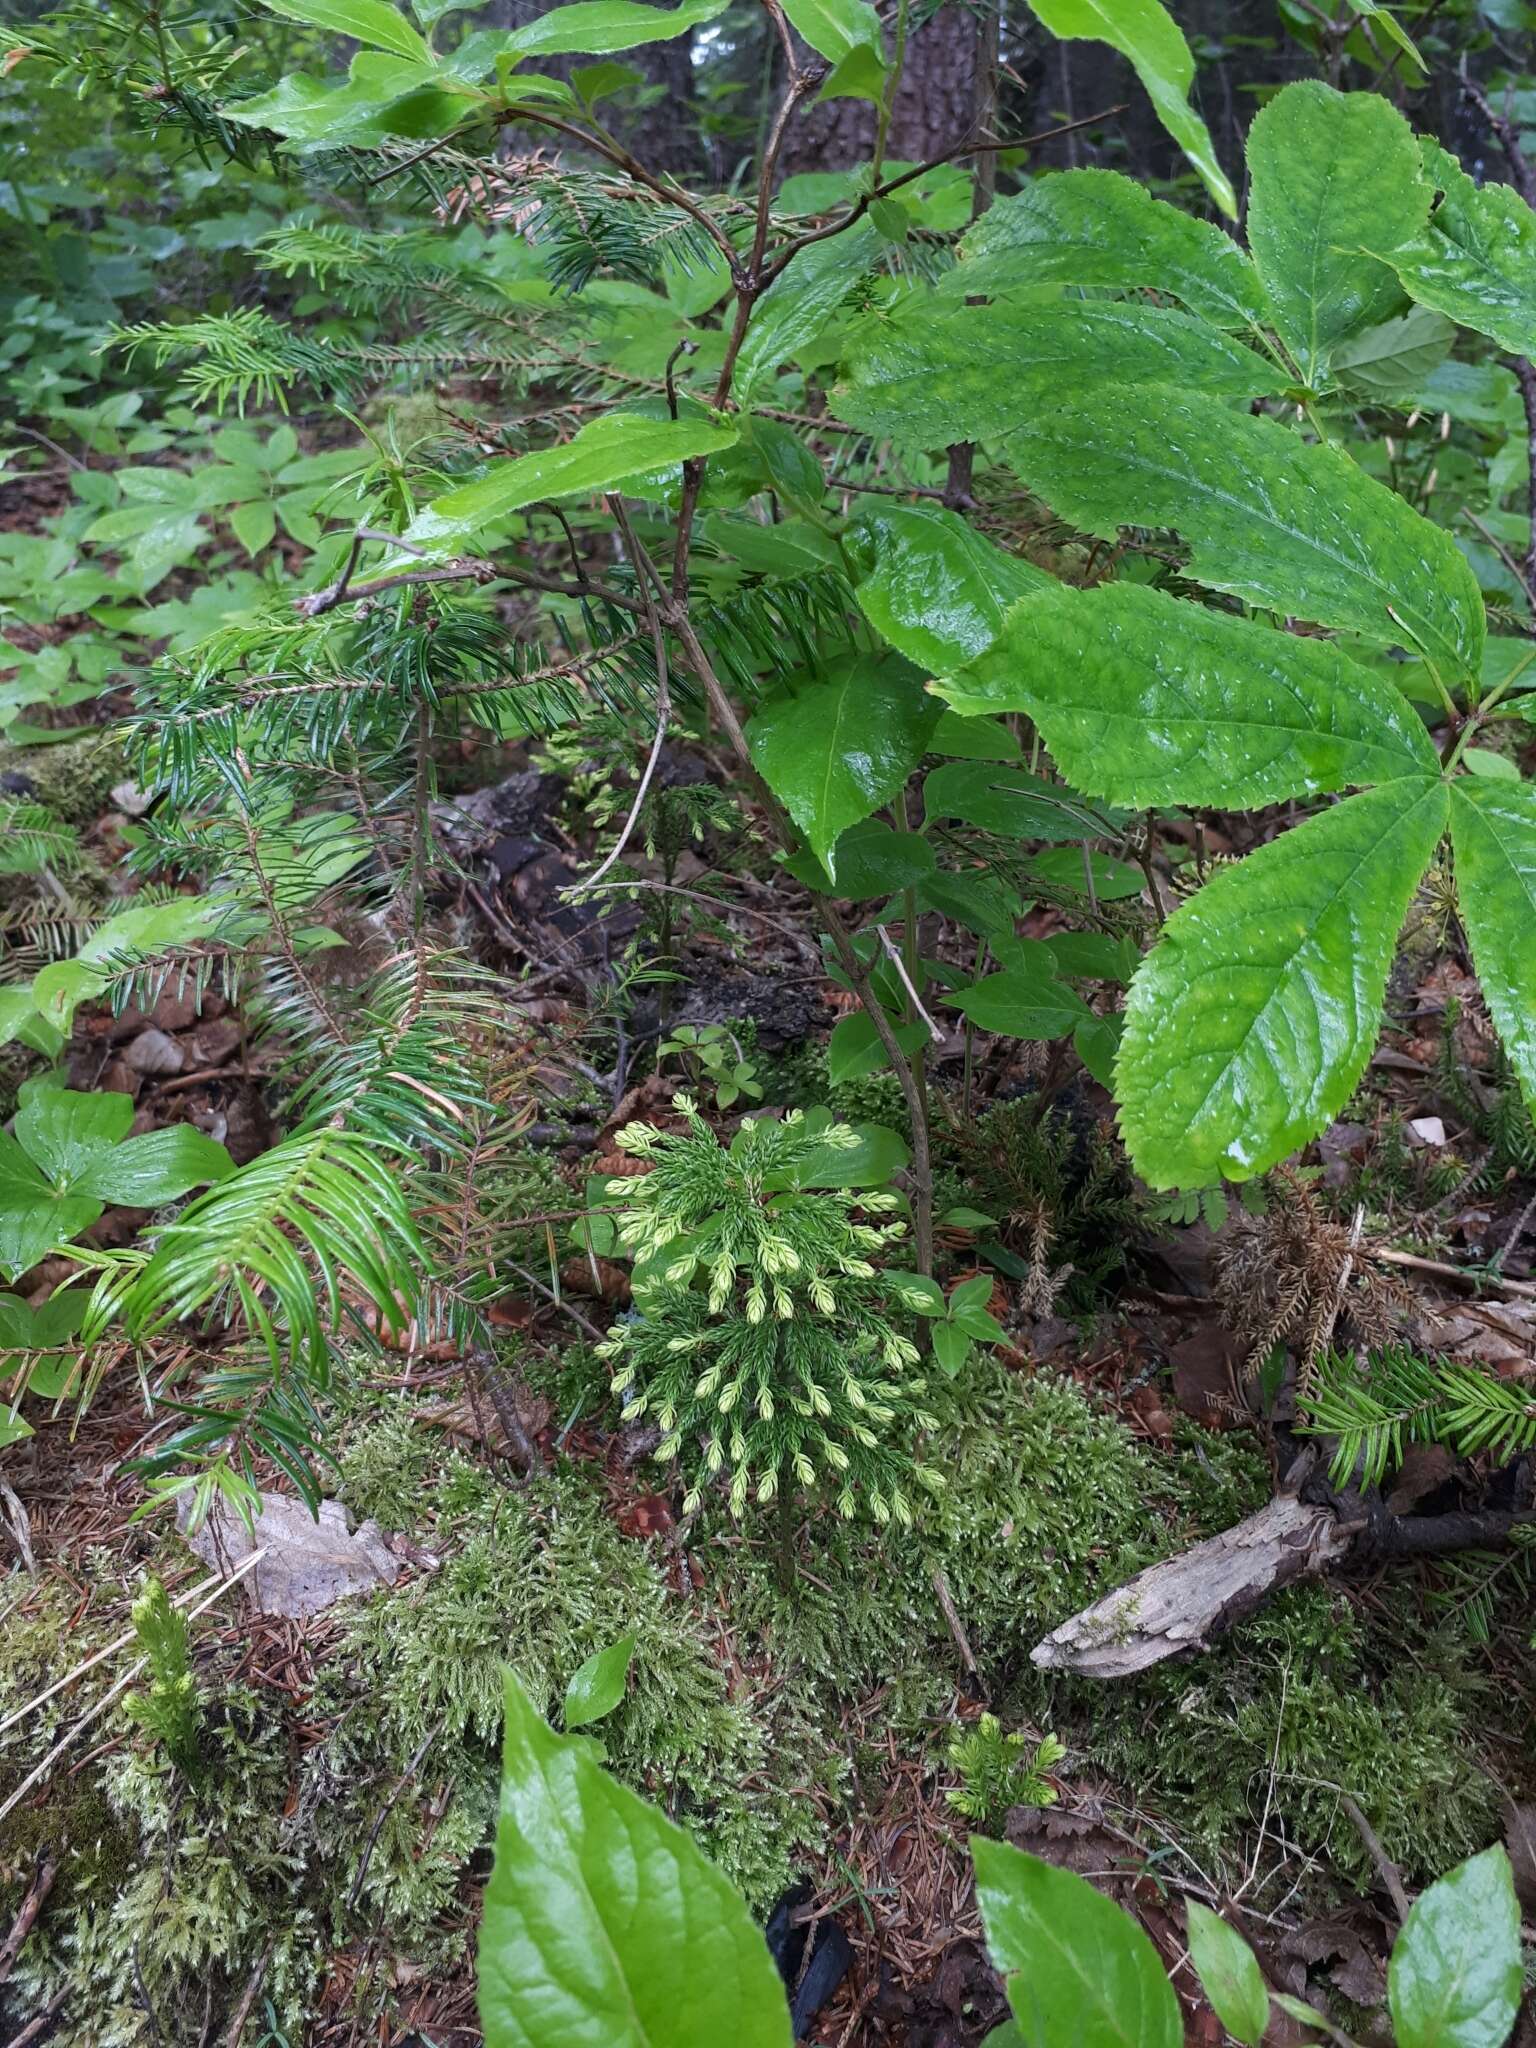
778;0;881;62
1005;387;1484;681
263;0;431;60
849;505;1050;672
944;167;1265;329
746;653;939;879
939;583;1439;806
562;1633;636;1729
1388;141;1536;365
733;222;881;400
479;1670;792;2048
1245;81;1428;389
223;53;474;148
974;1836;1183;2048
1388;1846;1520;2048
1022;0;1234;215
1117;778;1448;1186
1449;778;1536;1116
399;413;738;556
833;299;1280;449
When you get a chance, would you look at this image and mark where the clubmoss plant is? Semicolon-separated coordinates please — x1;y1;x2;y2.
596;1099;943;1525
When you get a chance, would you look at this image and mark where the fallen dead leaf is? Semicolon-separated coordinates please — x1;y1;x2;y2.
178;1491;400;1618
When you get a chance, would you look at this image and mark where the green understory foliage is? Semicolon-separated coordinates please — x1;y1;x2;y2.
2;1363;1522;2042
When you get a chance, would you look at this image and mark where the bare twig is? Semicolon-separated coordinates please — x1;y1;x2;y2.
0;1852;58;1986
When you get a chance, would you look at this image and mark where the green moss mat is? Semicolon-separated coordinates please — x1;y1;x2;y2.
1;1360;1524;2043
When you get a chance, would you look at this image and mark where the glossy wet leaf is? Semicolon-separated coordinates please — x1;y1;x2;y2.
1389;141;1536;364
1005;387;1484;681
401;413;739;556
850;505;1050;672
479;1670;792;2048
1449;779;1536;1117
939;582;1438;806
778;0;881;63
945;167;1265;328
746;652;939;878
974;1836;1183;2048
1117;778;1448;1186
1245;82;1428;388
562;1633;636;1729
1021;0;1234;216
1330;306;1457;397
923;760;1120;841
1388;1846;1520;2048
264;0;432;61
833;298;1279;449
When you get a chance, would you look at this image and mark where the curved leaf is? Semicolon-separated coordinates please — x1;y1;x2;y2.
974;1836;1183;2048
1021;0;1235;217
1117;778;1449;1186
562;1633;636;1729
1185;1903;1269;2048
850;505;1050;672
1246;81;1428;388
402;413;739;556
1387;1845;1521;2048
735;222;881;400
479;1670;793;2048
833;299;1280;448
498;0;728;61
74;1125;235;1207
1449;778;1536;1113
263;0;431;61
1389;141;1536;364
945;167;1265;329
939;582;1440;805
1005;387;1484;681
746;653;939;877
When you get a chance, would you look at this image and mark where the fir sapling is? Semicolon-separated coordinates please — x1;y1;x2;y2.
594;1099;944;1524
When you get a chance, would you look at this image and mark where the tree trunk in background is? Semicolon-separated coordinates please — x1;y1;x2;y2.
777;5;978;175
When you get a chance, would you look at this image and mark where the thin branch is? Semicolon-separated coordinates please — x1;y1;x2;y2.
296;555;497;618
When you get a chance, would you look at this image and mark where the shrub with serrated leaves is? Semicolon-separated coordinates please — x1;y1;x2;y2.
595;1101;943;1522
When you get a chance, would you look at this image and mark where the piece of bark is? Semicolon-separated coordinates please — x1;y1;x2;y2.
1030;1494;1353;1678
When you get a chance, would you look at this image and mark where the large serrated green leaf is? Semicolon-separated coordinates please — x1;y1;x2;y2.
1245;82;1428;389
1449;778;1536;1113
479;1671;792;2048
1387;1846;1520;2048
1117;778;1448;1186
1388;140;1536;364
746;652;939;878
938;582;1439;805
399;413;738;556
943;167;1266;329
833;299;1279;448
1005;388;1484;680
1021;0;1235;217
974;1837;1183;2048
849;505;1051;671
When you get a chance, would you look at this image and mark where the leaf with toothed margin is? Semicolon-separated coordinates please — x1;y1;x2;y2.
1003;387;1484;682
1449;778;1536;1118
1116;777;1448;1187
937;582;1440;807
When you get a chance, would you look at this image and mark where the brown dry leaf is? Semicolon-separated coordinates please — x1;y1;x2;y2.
1504;1800;1536;1912
412;1391;553;1452
1168;1324;1245;1430
179;1492;400;1618
557;1255;631;1306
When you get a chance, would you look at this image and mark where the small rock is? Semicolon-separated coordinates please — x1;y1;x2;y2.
1407;1115;1447;1147
186;1015;242;1068
110;780;153;817
122;1028;185;1076
0;769;37;798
